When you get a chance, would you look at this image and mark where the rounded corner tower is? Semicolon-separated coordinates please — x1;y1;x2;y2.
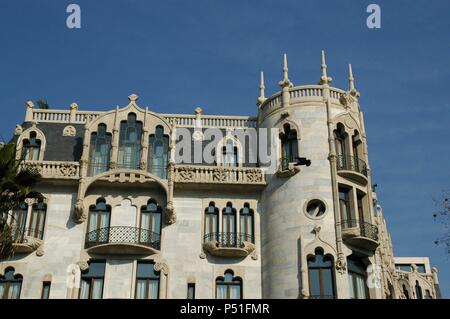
258;52;379;299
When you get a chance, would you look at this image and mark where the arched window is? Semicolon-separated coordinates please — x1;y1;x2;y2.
239;203;254;243
415;281;423;299
204;202;219;242
216;270;242;299
11;202;28;242
79;261;105;299
221;139;238;167
140;199;162;244
135;261;159;299
334;124;348;168
307;249;335;299
148;126;169;179
29;201;46;239
222;202;237;246
22;132;41;161
0;267;22;299
89;124;112;176
118;113;142;170
87;199;111;244
347;256;369;299
280;124;298;169
403;284;410;299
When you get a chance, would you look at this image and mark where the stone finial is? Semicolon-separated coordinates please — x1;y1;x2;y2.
319;50;332;85
70;102;78;110
278;53;293;88
128;94;139;102
14;124;23;135
25;101;35;122
26;101;35;109
194;106;203;116
257;71;267;107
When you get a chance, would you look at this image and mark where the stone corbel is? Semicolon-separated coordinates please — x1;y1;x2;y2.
165;202;176;225
73;199;87;224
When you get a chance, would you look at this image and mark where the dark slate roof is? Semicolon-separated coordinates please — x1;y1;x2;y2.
22;122;85;162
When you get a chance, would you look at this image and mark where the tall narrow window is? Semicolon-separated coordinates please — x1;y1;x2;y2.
280;124;298;167
425;290;432;299
356;192;365;224
140;199;162;245
216;271;242;299
79;261;105;299
415;281;423;299
403;285;410;299
239;203;254;243
0;268;22;299
221;140;238;167
89;124;112;176
135;262;159;299
222;202;237;247
148;126;169;179
22;132;41;161
204;202;219;242
11;202;28;242
339;187;353;227
347;257;369;299
29;201;46;239
41;282;51;299
334;124;347;169
118;113;142;170
87;199;111;244
308;249;335;299
187;283;195;299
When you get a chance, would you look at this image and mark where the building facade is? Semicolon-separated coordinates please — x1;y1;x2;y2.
0;52;441;299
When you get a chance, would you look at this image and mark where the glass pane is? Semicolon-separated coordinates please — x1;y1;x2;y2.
348;275;355;299
8;282;21;299
355;274;366;299
230;285;241;299
187;284;195;299
135;279;146;299
216;285;227;299
148;280;159;299
91;279;103;299
321;269;334;297
309;269;321;297
80;279;90;299
85;262;106;278
42;283;51;299
0;283;4;299
137;263;157;278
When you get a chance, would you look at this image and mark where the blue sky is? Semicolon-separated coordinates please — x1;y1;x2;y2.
0;0;449;297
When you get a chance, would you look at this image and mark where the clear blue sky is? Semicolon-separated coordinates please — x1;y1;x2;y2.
0;0;449;297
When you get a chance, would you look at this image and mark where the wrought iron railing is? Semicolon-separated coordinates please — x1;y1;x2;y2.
85;226;161;250
339;219;379;242
9;226;44;242
336;155;368;177
203;232;254;247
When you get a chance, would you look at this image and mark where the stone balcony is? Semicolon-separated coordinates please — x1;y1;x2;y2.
20;160;80;180
203;232;256;258
174;165;266;186
11;227;44;255
84;226;161;255
340;219;379;251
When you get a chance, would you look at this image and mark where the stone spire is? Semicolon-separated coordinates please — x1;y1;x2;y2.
278;53;293;88
319;50;332;85
348;64;360;97
257;71;267;106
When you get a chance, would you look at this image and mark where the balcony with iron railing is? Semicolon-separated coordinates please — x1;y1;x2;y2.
202;232;256;258
339;219;379;251
336;155;368;185
9;226;44;254
84;226;161;255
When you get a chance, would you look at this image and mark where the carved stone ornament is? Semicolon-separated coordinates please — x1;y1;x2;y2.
165;202;176;225
178;167;195;182
74;199;87;223
339;92;357;107
63;125;76;137
60;163;78;177
154;262;169;275
246;169;264;183
14;124;23;135
335;257;347;275
192;130;204;141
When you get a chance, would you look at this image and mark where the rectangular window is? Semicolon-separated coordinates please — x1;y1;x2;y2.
187;283;195;299
416;264;426;273
357;193;365;224
79;261;105;299
135;262;159;299
339;187;352;227
41;282;51;299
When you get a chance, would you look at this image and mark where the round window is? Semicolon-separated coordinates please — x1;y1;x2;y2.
305;200;326;218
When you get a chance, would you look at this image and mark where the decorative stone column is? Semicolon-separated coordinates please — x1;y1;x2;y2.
25;101;34;122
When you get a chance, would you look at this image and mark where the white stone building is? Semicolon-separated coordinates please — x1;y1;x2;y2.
0;52;441;299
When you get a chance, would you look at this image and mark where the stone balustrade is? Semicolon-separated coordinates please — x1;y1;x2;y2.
174;165;266;185
20;160;80;180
